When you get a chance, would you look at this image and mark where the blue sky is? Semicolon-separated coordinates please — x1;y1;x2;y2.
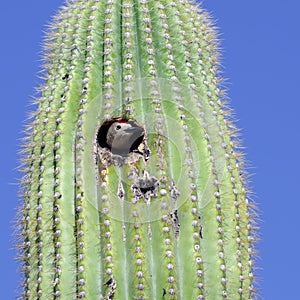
1;1;299;299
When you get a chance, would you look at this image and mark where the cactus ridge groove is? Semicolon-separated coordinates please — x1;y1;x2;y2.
18;0;258;299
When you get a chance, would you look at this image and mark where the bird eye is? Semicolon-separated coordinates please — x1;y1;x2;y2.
116;125;121;130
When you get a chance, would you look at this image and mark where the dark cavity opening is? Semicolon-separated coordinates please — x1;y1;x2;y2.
131;174;159;200
97;117;145;156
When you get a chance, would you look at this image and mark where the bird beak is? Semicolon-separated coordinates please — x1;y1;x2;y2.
124;127;144;135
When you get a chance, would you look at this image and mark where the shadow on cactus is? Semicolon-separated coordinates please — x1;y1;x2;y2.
18;0;258;299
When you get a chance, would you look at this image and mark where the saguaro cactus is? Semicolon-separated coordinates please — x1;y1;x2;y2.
19;0;257;299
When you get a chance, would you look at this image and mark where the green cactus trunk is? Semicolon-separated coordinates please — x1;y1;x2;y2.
19;0;256;299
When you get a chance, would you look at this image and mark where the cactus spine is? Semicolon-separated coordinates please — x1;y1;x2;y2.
19;0;257;299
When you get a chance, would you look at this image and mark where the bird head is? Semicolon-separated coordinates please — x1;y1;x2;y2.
106;121;144;155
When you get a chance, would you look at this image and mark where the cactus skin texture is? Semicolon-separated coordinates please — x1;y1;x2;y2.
19;0;257;299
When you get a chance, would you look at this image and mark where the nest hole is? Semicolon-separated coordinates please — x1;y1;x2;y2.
97;117;145;156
